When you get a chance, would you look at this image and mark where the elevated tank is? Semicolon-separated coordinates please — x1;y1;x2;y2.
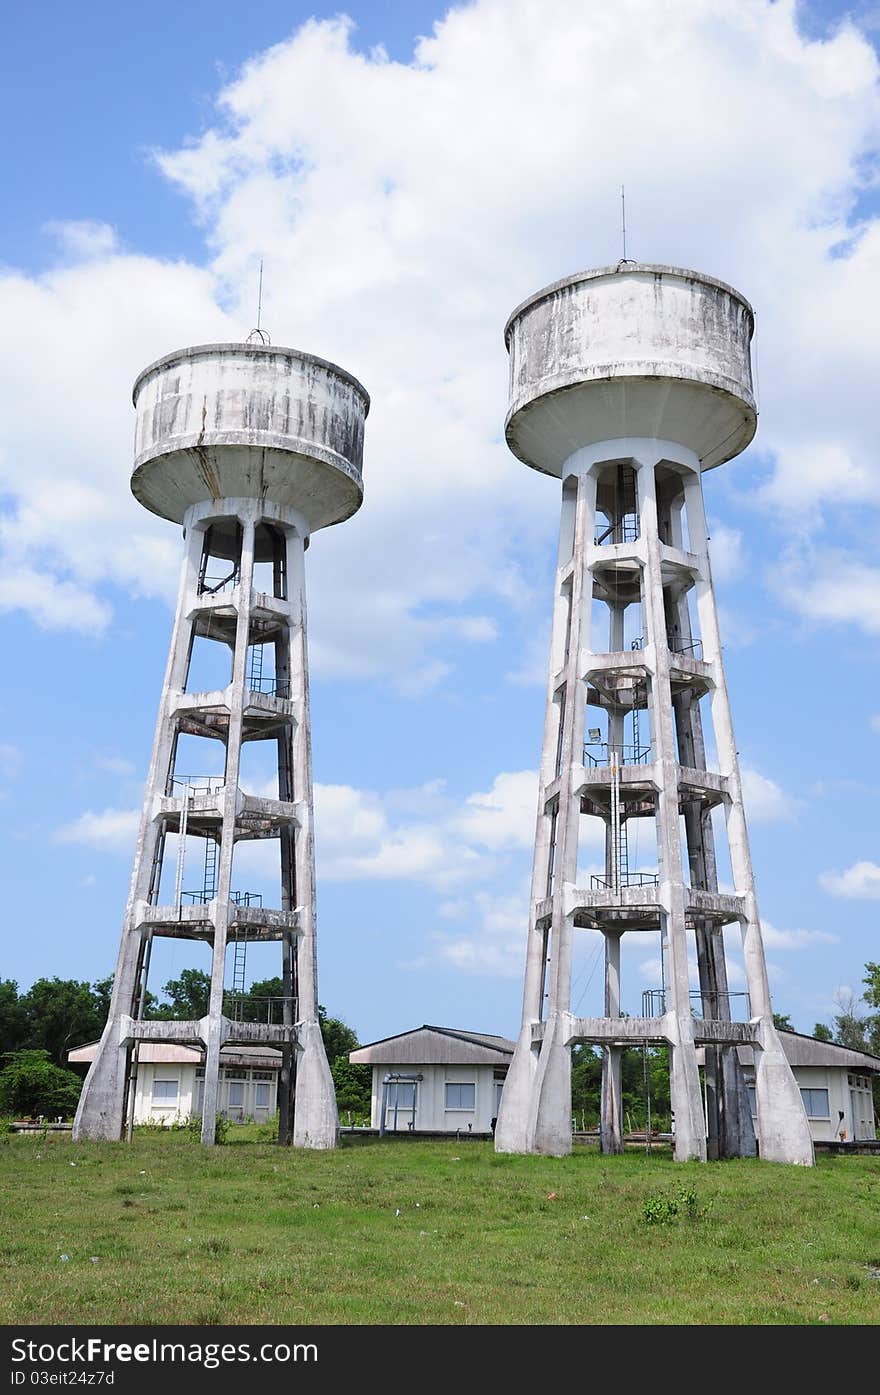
132;343;370;533
504;263;756;476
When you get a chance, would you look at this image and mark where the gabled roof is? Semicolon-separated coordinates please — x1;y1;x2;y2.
68;1041;282;1068
738;1029;880;1073
350;1024;515;1067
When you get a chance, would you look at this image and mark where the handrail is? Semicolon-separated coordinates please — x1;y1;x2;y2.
584;743;653;767
590;871;659;890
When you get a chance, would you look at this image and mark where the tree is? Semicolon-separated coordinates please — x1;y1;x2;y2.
154;969;211;1020
318;1004;358;1064
812;1023;833;1042
832;990;869;1053
18;979;105;1065
772;1012;795;1032
330;1057;371;1119
0;980;26;1057
0;1050;83;1118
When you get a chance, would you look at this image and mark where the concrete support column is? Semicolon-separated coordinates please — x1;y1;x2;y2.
200;511;256;1144
276;591;296;1147
685;475;813;1165
637;456;706;1162
601;933;623;1154
496;468;595;1155
287;530;338;1149
74;516;205;1141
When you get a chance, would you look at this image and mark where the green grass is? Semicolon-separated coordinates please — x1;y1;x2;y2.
1;1131;878;1324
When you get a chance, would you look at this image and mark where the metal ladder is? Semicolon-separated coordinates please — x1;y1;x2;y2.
203;837;218;900
247;643;264;691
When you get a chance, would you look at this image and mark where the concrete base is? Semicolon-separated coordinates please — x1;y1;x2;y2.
292;1020;339;1149
753;1022;815;1166
494;1025;538;1154
72;1023;128;1142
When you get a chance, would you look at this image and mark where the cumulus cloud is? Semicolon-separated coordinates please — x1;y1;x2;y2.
402;888;530;978
740;765;798;823
820;859;880;899
2;0;880;669
56;807;140;852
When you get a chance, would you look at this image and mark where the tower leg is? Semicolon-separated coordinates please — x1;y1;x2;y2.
288;532;338;1149
600;933;623;1153
686;472;813;1166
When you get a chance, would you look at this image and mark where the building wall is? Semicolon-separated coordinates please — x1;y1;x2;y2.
133;1062;278;1125
371;1063;508;1132
743;1064;875;1143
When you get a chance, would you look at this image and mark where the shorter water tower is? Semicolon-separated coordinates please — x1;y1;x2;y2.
494;263;814;1165
74;339;369;1146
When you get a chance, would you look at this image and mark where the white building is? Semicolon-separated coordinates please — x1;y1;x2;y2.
736;1031;878;1144
350;1025;878;1143
69;1042;280;1125
349;1026;514;1134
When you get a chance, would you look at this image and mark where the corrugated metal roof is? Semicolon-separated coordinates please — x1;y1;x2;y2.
736;1030;880;1073
68;1041;282;1067
350;1024;515;1067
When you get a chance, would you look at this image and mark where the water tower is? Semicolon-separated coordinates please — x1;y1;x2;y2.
74;339;369;1147
494;264;813;1165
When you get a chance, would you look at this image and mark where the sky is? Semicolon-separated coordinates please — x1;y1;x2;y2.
1;0;879;1048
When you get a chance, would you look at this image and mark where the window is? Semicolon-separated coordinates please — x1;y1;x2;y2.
445;1083;475;1111
253;1071;272;1081
388;1081;416;1111
228;1081;244;1108
255;1083;271;1109
747;1086;757;1118
800;1088;830;1119
153;1079;178;1101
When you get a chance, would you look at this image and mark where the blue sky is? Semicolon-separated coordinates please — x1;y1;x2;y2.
1;0;879;1046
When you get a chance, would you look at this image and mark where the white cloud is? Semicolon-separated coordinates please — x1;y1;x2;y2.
2;0;880;667
740;765;798;823
708;524;745;582
776;551;880;636
820;860;880;899
402;888;529;978
56;807;139;852
44;219;120;261
457;770;537;851
871;713;880;732
760;919;838;949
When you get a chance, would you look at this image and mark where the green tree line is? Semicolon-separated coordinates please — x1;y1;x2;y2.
0;972;371;1121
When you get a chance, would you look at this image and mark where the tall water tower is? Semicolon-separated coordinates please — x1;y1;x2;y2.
74;339;369;1147
494;264;813;1165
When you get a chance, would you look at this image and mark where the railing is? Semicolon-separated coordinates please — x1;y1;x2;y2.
594;516;639;545
231;891;263;908
170;775;225;797
199;570;240;596
667;636;703;660
590;871;659;890
180;889;263;907
246;676;291;698
584;743;653;767
642;988;751;1020
222;993;297;1025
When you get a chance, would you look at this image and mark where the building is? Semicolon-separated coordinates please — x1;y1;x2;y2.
69;1042;280;1126
736;1032;878;1144
349;1027;514;1134
349;1026;878;1144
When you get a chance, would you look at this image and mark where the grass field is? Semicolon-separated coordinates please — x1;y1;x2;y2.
1;1130;878;1325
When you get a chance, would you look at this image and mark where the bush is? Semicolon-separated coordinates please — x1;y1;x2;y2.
643;1184;713;1224
0;1050;83;1118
